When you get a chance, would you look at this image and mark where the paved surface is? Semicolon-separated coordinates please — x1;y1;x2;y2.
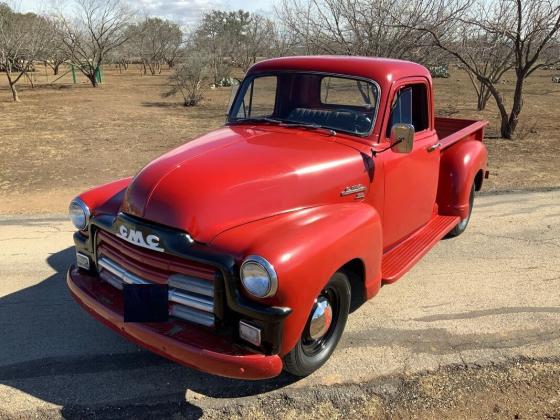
0;190;559;416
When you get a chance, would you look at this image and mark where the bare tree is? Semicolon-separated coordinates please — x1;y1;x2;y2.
44;18;69;76
461;31;514;111
271;21;299;57
0;3;52;101
275;0;433;58
161;23;184;69
235;14;275;71
193;10;251;84
129;17;183;75
107;31;135;72
406;0;560;138
57;0;133;87
162;51;209;106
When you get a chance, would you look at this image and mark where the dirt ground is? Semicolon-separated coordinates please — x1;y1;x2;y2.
16;357;560;419
200;358;560;420
1;64;559;214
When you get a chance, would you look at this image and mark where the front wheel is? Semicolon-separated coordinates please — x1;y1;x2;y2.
282;271;351;377
446;183;475;238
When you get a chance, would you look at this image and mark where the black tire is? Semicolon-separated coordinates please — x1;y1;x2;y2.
446;183;475;238
282;271;351;377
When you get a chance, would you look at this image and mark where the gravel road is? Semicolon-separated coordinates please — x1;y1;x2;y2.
0;190;558;418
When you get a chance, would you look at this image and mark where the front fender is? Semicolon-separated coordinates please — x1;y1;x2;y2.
78;177;132;216
437;141;487;218
211;203;383;355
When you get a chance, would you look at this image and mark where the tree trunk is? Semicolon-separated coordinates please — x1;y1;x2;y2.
147;61;153;75
87;73;98;87
501;75;525;139
5;71;20;102
466;70;491;111
477;83;492;111
10;84;19;101
53;64;60;76
483;79;511;139
24;72;35;88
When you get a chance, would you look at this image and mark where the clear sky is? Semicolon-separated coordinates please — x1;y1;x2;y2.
16;0;276;25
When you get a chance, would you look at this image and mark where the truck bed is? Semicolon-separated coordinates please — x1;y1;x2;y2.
435;117;488;149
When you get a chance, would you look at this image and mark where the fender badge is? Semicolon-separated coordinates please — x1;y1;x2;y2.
341;184;366;197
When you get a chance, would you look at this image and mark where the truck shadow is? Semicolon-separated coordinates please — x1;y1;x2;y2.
0;247;298;417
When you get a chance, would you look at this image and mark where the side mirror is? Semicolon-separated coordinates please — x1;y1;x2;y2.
390;123;414;153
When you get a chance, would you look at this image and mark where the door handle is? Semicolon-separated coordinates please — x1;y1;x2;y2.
427;142;441;152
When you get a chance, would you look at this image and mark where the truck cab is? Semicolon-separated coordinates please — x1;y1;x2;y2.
67;56;488;379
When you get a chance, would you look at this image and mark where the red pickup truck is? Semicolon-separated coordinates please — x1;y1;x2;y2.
67;56;488;379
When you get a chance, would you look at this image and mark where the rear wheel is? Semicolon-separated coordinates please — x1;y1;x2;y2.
282;271;351;377
446;183;475;238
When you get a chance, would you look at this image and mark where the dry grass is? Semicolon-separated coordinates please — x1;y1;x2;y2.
0;64;559;214
434;68;560;193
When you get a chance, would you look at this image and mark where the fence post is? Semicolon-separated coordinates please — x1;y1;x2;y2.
70;64;77;84
95;66;103;84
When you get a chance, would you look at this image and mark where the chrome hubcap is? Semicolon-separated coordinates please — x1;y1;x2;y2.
309;296;333;340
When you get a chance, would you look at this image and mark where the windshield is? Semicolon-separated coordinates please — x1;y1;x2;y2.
228;72;379;136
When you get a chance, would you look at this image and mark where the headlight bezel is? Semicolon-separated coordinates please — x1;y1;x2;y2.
69;197;91;231
240;255;278;298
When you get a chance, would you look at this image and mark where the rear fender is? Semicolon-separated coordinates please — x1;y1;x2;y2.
437;141;487;218
211;203;383;355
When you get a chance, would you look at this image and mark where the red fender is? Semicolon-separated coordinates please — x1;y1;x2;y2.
437;141;487;219
78;177;132;216
211;203;383;355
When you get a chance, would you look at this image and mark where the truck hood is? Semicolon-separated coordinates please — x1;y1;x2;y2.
122;126;369;243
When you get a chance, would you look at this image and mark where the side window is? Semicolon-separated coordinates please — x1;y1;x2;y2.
236;76;277;119
320;76;377;107
386;84;429;137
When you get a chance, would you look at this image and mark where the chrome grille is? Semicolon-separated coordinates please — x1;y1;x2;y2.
95;230;216;328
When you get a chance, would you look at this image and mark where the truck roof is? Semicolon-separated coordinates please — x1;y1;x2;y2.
248;56;432;85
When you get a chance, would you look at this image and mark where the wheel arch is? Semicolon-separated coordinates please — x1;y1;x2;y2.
474;168;484;191
338;258;366;313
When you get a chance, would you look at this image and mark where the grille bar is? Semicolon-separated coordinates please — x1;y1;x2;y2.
168;289;214;312
97;255;215;327
168;274;214;298
98;257;150;286
169;304;215;328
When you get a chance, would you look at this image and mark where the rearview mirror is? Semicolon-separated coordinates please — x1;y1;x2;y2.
390;123;414;153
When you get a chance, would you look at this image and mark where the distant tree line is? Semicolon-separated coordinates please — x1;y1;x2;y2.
0;0;559;138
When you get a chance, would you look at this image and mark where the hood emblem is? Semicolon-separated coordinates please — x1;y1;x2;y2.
117;225;164;252
341;184;366;197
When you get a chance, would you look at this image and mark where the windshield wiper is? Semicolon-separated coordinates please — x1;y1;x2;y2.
228;117;283;125
228;117;337;136
279;120;337;136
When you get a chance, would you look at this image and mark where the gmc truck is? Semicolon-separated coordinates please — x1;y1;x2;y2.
67;56;489;379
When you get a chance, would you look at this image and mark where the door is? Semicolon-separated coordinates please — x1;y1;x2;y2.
382;81;440;249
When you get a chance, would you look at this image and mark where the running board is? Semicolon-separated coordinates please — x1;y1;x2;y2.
381;215;460;284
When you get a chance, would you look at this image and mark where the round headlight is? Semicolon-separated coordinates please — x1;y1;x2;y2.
240;255;278;298
69;198;90;230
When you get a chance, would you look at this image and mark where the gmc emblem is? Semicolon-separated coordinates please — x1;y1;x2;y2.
117;225;164;252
